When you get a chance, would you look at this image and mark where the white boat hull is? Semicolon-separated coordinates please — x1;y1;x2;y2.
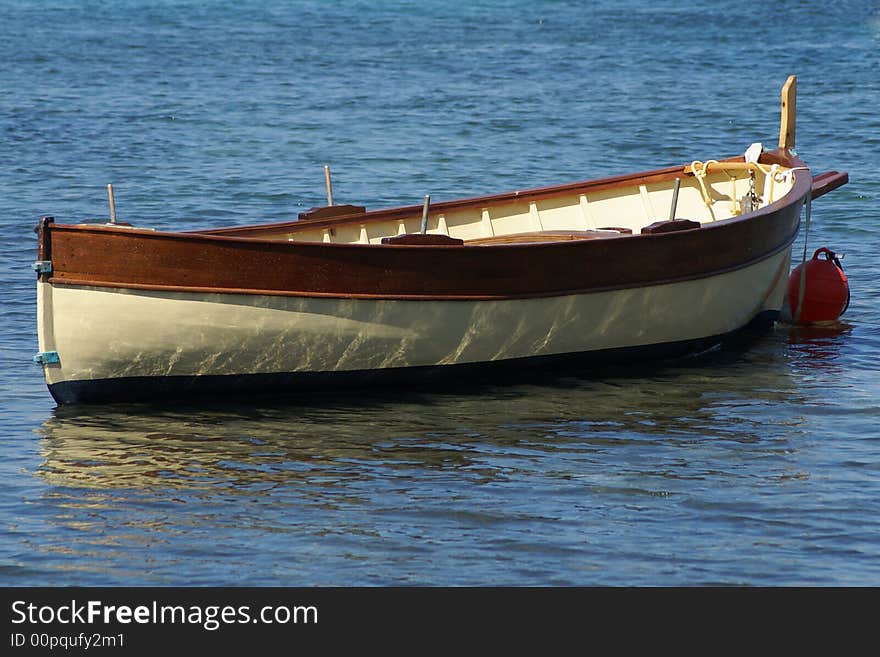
37;248;790;403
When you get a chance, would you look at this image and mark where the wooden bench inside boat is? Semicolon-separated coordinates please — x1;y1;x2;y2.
466;228;632;245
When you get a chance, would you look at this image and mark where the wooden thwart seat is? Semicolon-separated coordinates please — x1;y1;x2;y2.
466;229;631;245
380;234;464;246
298;204;366;221
640;219;701;235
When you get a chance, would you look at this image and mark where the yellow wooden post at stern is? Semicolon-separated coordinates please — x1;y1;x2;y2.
778;75;797;151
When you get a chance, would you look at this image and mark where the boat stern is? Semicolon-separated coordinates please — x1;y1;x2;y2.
34;216;64;400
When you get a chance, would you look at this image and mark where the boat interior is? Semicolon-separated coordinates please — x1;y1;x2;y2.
196;153;798;246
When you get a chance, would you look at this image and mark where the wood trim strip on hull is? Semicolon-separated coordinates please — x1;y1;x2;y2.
41;179;805;301
41;235;797;301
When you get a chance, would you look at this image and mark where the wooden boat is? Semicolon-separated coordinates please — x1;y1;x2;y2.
34;76;848;404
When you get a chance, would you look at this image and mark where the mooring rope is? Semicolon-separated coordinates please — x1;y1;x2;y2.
793;188;812;324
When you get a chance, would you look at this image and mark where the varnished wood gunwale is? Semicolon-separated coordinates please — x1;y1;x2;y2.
47;235;797;302
39;152;810;301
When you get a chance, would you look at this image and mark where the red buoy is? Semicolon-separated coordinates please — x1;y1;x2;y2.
787;247;850;324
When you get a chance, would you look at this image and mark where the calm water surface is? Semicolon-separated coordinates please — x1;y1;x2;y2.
1;0;879;585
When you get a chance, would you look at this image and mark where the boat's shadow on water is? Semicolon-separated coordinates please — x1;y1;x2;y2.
33;320;855;497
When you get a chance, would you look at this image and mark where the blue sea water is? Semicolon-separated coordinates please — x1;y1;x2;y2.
1;0;879;586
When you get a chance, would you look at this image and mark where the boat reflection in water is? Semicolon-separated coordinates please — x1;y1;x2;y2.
785;320;853;365
35;335;823;498
32;332;858;584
